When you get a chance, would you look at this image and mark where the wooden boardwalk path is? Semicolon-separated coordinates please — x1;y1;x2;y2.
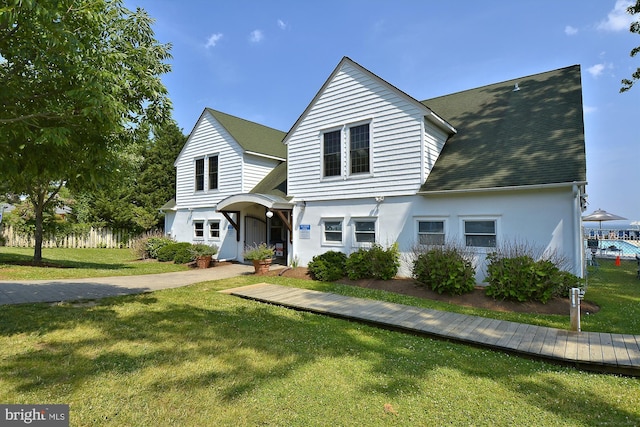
221;283;640;376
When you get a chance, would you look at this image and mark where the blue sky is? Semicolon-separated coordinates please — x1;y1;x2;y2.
126;0;640;224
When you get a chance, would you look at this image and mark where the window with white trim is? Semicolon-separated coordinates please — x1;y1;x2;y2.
194;221;204;239
323;130;341;177
208;155;219;190
354;219;376;244
209;220;220;239
464;220;496;247
322;219;343;244
195;158;205;191
418;220;445;245
349;124;370;174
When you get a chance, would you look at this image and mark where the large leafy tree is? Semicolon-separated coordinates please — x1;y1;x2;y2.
621;0;640;92
0;0;171;262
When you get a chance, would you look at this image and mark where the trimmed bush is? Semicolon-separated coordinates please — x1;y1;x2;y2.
345;243;400;280
412;246;476;295
173;246;196;264
308;251;347;282
484;252;582;303
157;242;192;262
146;236;175;259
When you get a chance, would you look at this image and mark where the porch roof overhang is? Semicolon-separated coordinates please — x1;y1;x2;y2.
216;193;293;212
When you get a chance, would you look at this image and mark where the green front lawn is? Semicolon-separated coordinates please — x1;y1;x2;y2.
0;247;189;280
1;277;639;426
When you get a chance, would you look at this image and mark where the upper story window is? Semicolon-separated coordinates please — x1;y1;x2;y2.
321;122;371;179
209;155;219;190
464;220;496;248
418;220;445;245
323;130;341;177
349;124;370;174
195;158;205;191
194;154;219;192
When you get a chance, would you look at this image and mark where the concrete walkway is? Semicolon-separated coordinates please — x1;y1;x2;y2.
0;263;255;305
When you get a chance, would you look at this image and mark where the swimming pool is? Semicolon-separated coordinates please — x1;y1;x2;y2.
586;239;640;258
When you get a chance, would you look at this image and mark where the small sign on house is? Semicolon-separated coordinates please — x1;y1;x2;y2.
299;224;311;239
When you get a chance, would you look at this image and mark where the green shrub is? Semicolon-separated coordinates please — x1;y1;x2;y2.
308;251;347;282
412;246;476;295
173;246;196;264
484;253;582;303
146;236;175;259
157;242;192;262
345;243;400;280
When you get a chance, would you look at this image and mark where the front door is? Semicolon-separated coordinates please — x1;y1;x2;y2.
244;216;266;248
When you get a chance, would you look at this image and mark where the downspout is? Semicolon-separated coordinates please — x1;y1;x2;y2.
572;182;584;278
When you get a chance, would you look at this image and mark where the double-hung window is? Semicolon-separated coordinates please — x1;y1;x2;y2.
194;221;204;239
195;158;205;191
208;155;219;190
464;220;496;248
323;219;343;244
323;130;341;177
209;221;220;239
418;220;445;245
349;124;370;174
354;219;376;244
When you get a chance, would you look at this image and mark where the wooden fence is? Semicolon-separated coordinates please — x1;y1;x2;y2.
0;225;138;249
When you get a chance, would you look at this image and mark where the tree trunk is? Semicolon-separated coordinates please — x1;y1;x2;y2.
32;192;45;264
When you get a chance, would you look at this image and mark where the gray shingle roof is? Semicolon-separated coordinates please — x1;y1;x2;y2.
250;162;288;198
420;65;586;192
206;108;287;159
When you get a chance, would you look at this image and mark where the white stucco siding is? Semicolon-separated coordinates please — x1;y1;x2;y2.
292;188;581;282
287;62;429;201
175;112;244;208
169;208;240;260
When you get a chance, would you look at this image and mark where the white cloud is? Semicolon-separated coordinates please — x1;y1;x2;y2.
277;19;287;30
583;105;598;114
205;33;223;48
249;29;264;43
597;0;634;32
587;63;606;77
565;25;578;36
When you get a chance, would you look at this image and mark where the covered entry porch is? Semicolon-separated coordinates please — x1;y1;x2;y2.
216;193;293;264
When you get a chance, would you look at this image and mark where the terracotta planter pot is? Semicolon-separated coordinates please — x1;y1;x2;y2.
196;255;212;269
252;259;272;275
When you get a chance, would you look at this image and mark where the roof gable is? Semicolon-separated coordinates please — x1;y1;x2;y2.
420;65;586;192
206;108;287;159
283;57;455;144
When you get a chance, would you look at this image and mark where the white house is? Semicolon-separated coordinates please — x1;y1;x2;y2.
164;57;587;280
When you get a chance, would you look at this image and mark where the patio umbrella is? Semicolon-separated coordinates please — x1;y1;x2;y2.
582;208;627;229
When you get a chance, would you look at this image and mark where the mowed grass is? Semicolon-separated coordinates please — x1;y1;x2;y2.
0;247;188;280
1;277;639;426
0;248;639;424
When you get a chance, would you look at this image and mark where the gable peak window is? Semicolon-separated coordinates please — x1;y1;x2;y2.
323;130;341;177
349;123;370;175
209;155;219;190
195;158;205;191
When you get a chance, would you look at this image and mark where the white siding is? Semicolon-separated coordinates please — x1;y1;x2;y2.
243;154;281;192
175;112;244;208
287;61;435;201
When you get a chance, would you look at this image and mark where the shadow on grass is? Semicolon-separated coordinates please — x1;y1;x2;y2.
0;287;637;424
0;252;128;270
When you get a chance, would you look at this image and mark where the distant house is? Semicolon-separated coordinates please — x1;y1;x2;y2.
163;57;587;280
